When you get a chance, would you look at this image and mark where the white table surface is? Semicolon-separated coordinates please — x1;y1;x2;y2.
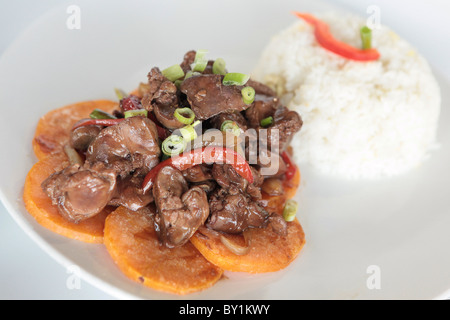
1;0;449;300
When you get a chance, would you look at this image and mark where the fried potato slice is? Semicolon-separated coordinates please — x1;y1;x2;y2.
190;217;306;274
33;100;118;160
23;153;111;243
103;206;224;295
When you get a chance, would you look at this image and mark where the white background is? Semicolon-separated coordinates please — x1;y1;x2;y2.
0;0;448;299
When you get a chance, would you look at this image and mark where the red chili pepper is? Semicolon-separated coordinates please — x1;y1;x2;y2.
292;12;380;62
72;116;169;141
281;151;297;181
142;147;254;193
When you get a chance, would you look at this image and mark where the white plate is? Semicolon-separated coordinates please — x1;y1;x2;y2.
1;0;449;299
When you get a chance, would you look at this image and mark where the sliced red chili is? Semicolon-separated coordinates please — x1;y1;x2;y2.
281;151;297;181
293;12;380;62
142;147;254;193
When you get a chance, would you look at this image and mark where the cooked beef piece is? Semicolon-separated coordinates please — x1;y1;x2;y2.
42;163;116;223
245;94;280;128
180;74;252;120
182;164;213;183
211;164;263;200
108;173;153;211
152;166;209;248
179;50;196;73
246;79;277;97
246;144;287;178
141;67;168;112
264;106;303;153
209;111;248;132
191;180;217;194
70;125;102;152
267;213;287;236
206;188;269;233
86;116;160;177
141;68;183;130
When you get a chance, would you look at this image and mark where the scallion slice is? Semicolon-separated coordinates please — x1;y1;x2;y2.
179;124;198;142
124;109;148;118
223;73;250;86
161;135;186;157
114;88;128;101
260;116;273;127
191;49;209;72
89;108;117;120
283;199;298;222
360;26;372;50
162;64;185;82
212;58;226;75
174;107;195;125
241;86;255;105
220;120;241;136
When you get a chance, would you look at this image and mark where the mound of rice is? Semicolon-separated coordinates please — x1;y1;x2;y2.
252;12;441;179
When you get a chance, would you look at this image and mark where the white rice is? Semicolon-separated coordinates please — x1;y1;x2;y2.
252;12;441;179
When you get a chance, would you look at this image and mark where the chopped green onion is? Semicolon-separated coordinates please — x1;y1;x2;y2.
241;86;255;105
89;108;117;120
161;135;186;156
174;107;195;125
282;199;298;222
185;71;201;80
360;26;372;50
124;109;148;118
260;116;273;127
179;124;198;142
162;64;185;82
174;79;183;89
221;120;241;136
212;58;226;75
191;49;209;72
114;88;128;101
223;73;250;86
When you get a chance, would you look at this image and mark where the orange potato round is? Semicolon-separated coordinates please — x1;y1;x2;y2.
23;153;112;243
33;100;118;160
190;217;306;274
103;206;223;295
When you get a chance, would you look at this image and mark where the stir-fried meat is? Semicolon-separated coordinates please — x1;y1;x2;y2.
182;164;213;183
42;163;116;223
245;94;280;128
70;125;102;152
209;111;248;132
180;74;252;120
108;173;153;211
206;188;269;234
212;163;263;200
141;68;184;129
42;50;302;247
179;50;196;74
246;79;277;97
152;166;209;248
265;106;303;152
86;116;160;176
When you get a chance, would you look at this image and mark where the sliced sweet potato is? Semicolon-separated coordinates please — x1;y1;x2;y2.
190;217;305;274
33;100;118;160
103;206;223;295
23;153;112;243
